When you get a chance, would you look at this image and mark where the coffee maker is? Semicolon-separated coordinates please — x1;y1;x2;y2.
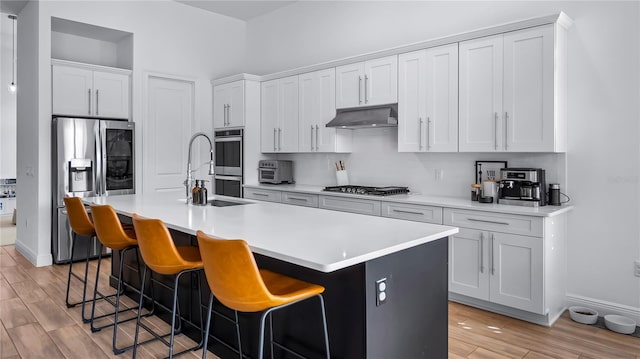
498;168;546;207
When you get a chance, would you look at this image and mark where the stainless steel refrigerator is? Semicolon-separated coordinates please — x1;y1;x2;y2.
52;117;135;264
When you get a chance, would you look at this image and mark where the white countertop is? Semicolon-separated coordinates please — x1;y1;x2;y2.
244;183;573;217
86;194;458;273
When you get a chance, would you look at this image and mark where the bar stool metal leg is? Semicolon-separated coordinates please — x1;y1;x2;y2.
65;232;95;324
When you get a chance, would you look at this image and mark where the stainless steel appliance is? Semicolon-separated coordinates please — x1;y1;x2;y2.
258;160;293;184
214;129;243;197
52;117;135;263
323;185;409;196
498;168;546;207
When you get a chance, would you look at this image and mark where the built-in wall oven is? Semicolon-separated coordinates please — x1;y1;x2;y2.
214;129;243;197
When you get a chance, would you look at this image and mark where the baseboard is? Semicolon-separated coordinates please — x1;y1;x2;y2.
14;240;53;267
566;293;640;324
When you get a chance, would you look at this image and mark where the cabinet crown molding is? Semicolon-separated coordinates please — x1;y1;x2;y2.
51;58;132;75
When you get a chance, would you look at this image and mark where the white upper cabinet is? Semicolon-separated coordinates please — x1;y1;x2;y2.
260;75;299;153
299;68;352;153
213;80;246;128
459;35;504;152
336;55;398;108
459;24;566;152
398;44;458;152
52;60;130;119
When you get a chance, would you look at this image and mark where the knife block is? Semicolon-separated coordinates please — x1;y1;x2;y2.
336;170;349;186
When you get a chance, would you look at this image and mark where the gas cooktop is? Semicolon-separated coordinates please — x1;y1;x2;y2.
323;185;410;196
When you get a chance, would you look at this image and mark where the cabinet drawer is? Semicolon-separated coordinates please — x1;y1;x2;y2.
244;189;282;203
319;195;381;216
443;208;542;237
282;192;319;208
381;202;443;224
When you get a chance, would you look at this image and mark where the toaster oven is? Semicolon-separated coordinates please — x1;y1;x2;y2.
258;160;293;184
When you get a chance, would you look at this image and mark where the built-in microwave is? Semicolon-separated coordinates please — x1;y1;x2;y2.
214;129;243;197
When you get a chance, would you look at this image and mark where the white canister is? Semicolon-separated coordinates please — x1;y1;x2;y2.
482;180;497;198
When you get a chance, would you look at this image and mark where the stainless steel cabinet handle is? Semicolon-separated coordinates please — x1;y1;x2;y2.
287;196;308;201
358;76;362;104
273;128;277;151
364;75;369;104
467;218;510;226
315;125;319;151
227;104;231;126
392;209;424;216
96;90;99;116
88;89;92;115
223;104;227;125
480;232;485;273
311;125;315;151
490;233;495;275
494;112;499;150
278;128;282;151
419;118;423;150
504;111;509;150
427;117;431;150
252;192;269;197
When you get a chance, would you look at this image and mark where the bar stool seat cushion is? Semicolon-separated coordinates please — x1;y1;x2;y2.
259;269;324;306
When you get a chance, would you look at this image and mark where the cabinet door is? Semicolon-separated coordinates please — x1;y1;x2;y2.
93;71;130;119
261;80;278;153
425;44;458;152
398;50;426;152
213;83;230;128
278;75;299;152
504;26;554;152
364;55;398;106
227;80;245;127
489;232;544;313
316;68;337;152
298;72;316;152
335;62;364;108
449;228;490;301
459;35;503;152
52;65;93;117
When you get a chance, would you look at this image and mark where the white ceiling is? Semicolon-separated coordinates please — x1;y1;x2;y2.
1;1;295;21
175;0;297;21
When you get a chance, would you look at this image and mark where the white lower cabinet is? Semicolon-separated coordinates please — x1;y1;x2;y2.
319;195;381;216
446;208;545;314
244;188;282;203
282;192;319;208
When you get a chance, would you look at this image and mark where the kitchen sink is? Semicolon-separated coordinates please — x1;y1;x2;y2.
208;199;251;207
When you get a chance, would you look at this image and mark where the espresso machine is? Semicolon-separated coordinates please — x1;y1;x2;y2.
498;168;546;207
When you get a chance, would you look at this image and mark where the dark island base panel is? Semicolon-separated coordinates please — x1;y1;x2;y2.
111;229;448;359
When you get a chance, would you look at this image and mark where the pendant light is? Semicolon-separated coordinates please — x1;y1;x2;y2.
7;14;17;93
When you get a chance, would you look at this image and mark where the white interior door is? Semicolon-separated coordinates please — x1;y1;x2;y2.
143;75;194;195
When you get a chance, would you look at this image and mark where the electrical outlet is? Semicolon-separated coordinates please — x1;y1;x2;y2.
376;278;387;306
634;260;640;277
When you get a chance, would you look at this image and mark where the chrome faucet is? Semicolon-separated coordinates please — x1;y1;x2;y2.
185;132;215;204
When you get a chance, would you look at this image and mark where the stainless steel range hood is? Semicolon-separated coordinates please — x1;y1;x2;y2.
326;104;398;129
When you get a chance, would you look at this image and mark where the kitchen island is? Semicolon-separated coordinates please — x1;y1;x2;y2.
87;194;458;359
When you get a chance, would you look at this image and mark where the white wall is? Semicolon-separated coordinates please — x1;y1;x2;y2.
15;1;246;265
246;2;640;315
0;13;17;179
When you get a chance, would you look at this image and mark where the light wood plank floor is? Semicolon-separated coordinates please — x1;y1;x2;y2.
1;244;638;358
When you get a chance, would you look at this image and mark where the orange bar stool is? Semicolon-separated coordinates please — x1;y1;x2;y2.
89;204;154;354
131;214;205;359
63;196;100;323
196;230;330;359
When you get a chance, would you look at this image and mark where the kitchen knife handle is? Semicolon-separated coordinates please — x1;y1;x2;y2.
480;232;485;273
315;125;319;151
96;90;99;116
494;112;499;150
358;76;362;104
418;118;423;150
364;75;369;104
88;89;92;115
